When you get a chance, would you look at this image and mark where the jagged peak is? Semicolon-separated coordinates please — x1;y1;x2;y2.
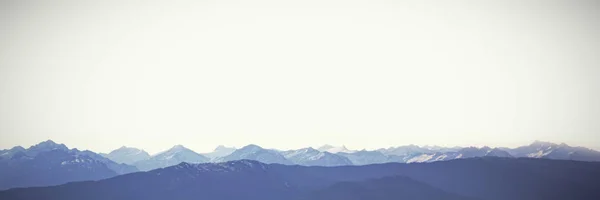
40;139;57;145
9;146;25;151
29;140;68;150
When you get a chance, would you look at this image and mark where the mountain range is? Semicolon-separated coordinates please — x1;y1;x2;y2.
94;141;600;171
503;141;600;162
0;140;137;190
1;140;600;190
1;157;599;200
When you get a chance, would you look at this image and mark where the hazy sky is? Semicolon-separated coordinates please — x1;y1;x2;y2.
1;0;599;154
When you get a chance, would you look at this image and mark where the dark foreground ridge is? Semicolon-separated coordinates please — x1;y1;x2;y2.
1;157;600;200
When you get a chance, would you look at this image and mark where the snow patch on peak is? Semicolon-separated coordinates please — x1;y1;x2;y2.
407;154;434;163
318;145;355;153
171;145;186;150
171;160;268;174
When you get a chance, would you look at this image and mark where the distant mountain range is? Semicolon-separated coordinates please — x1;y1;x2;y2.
1;157;599;200
502;141;600;161
1;140;600;190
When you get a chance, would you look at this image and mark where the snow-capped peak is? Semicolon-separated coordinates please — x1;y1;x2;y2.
318;145;355;153
171;145;186;150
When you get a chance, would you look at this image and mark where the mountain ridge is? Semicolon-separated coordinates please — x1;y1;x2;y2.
0;140;137;190
1;157;599;200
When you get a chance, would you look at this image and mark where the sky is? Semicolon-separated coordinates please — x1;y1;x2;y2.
1;0;599;154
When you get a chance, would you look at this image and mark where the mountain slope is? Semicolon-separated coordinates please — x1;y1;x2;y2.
202;145;236;160
507;141;600;162
0;140;138;190
308;176;475;200
0;146;26;159
405;147;512;163
337;150;390;165
76;150;138;174
133;145;209;171
317;145;355;153
0;150;117;190
378;145;435;156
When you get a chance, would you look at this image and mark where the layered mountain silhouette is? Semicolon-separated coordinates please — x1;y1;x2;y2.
0;140;138;190
1;157;599;200
2;140;600;190
94;141;600;169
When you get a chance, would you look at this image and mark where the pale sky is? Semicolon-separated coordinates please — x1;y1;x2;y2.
1;0;599;154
